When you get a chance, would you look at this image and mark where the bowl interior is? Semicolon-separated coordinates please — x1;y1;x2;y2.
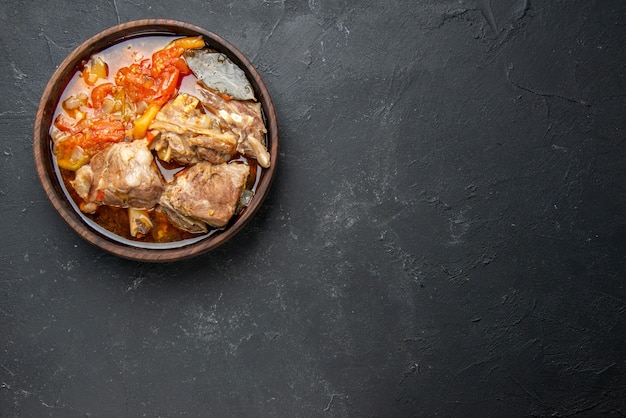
34;20;278;262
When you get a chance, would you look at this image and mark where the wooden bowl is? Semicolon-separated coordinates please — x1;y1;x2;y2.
33;20;278;262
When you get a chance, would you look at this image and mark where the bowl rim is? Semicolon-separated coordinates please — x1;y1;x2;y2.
33;19;278;262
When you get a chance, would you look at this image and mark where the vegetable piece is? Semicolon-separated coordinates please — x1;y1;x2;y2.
151;68;180;106
91;83;118;109
152;36;205;76
54;139;90;171
133;102;161;140
63;93;88;111
62;93;89;119
114;59;154;103
129;208;153;237
184;50;255;101
145;130;158;144
54;114;78;132
167;36;206;50
82;56;108;86
86;118;126;147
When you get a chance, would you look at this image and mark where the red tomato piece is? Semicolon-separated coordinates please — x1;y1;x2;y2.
91;83;118;109
54;113;77;132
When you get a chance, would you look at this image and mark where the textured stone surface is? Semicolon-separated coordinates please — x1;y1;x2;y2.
1;0;625;416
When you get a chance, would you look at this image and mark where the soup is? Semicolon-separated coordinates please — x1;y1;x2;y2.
49;35;269;244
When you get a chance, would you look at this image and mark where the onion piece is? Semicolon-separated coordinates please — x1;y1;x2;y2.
129;208;153;237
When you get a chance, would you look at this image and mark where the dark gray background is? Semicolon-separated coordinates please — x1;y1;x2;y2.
1;0;625;416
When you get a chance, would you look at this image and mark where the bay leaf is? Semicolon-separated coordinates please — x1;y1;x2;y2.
184;50;256;101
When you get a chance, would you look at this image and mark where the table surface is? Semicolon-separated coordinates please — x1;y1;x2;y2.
1;0;625;416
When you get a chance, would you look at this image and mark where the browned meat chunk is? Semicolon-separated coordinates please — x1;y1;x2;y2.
199;88;270;168
71;139;164;213
159;161;250;232
149;94;238;165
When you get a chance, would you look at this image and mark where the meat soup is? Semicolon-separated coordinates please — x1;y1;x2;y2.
49;36;268;243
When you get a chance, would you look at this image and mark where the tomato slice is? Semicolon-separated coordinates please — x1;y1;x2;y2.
152;47;188;76
153;68;179;105
115;62;154;103
91;83;119;109
85;117;125;145
152;36;204;77
54;113;77;132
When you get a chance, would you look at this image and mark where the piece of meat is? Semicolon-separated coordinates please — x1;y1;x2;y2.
149;93;238;165
159;161;250;232
199;87;270;168
71;139;164;212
